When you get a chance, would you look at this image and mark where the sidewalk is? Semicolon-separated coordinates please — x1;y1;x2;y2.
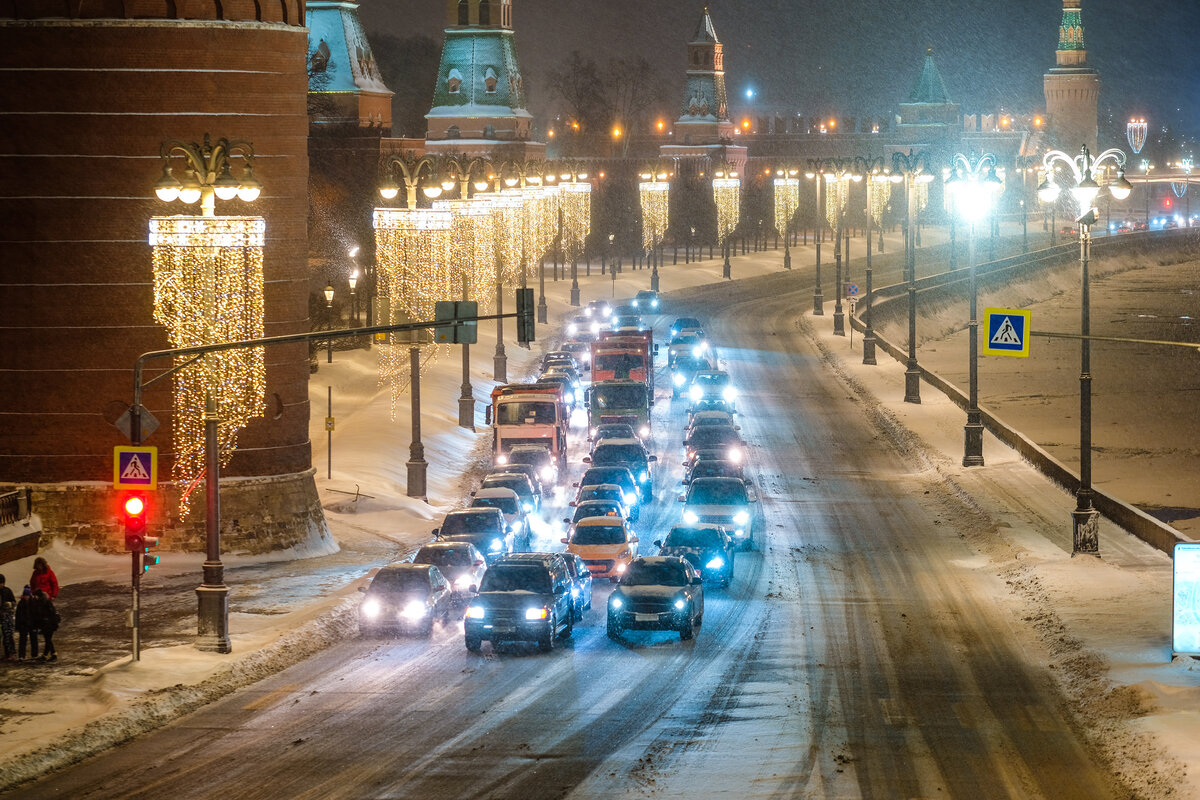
4;220;1196;798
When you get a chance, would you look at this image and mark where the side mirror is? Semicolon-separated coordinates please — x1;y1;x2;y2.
469;584;478;594
582;456;592;464
677;494;686;502
560;537;569;544
653;539;662;548
474;560;485;567
630;536;639;543
733;425;741;431
357;585;367;593
692;576;703;585
485;406;493;426
573;482;580;488
431;528;440;537
562;517;570;524
647;454;657;462
748;492;758;503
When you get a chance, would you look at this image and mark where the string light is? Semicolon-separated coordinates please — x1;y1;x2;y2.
373;207;453;417
491;191;525;286
712;176;740;245
825;174;848;230
773;177;799;238
639;180;670;251
869;176;892;226
149;215;266;516
435;198;495;304
561;181;592;261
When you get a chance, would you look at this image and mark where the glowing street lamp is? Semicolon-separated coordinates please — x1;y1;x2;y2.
890;150;935;403
945;152;1003;466
1038;143;1131;555
154;134;261;216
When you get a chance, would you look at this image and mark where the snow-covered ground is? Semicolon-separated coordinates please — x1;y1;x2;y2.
3;224;1199;797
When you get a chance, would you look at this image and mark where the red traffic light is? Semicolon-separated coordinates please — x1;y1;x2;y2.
124;495;145;517
122;493;148;550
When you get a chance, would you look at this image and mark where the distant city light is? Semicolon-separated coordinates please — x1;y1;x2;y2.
745;88;755;99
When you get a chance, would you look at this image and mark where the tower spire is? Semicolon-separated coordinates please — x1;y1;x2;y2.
1043;0;1099;151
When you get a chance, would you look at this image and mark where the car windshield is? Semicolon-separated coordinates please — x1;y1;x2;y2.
595;424;635;439
694;373;730;388
508;449;550;467
413;547;473;568
482;476;529;496
690;461;739;480
673;356;709;373
472;495;518;514
370;569;430;593
671;335;700;347
592;443;647;466
673;318;701;331
623;561;689;587
592;384;647;408
582;467;635;489
688;427;741;448
496;401;557;426
594;353;644;378
578;486;623;503
572;502;620;523
664;528;724;549
572;524;626;545
688;480;749;505
441;512;499;535
479;565;550;594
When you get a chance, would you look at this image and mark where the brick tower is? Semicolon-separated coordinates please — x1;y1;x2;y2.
1043;0;1100;152
671;5;735;146
0;3;326;553
425;0;544;158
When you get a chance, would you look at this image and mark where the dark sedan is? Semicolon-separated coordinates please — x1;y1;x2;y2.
607;556;704;641
358;564;455;637
655;526;735;587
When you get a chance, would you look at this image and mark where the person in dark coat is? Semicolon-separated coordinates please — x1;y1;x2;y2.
32;589;58;662
15;586;38;661
0;573;15;660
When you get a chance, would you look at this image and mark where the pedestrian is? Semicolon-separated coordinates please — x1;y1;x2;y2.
15;586;38;661
0;574;15;660
29;557;59;600
32;589;58;662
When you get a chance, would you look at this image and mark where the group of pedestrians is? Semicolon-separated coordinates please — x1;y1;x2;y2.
1;557;61;663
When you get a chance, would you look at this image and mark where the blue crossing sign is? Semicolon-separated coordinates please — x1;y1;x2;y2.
114;446;157;490
983;308;1031;357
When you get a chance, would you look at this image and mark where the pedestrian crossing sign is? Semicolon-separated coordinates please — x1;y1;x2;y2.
983;308;1031;357
114;446;157;490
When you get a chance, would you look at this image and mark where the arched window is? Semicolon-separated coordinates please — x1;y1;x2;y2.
478;0;489;25
457;0;468;24
447;125;461;139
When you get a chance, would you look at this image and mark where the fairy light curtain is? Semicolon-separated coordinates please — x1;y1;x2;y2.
639;180;670;251
435;198;495;302
869;177;892;227
373;207;453;416
825;175;848;230
712;177;740;245
561;181;592;261
491;192;525;292
149;216;266;515
773;177;799;237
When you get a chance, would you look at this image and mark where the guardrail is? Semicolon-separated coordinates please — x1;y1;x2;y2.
851;228;1196;555
0;488;31;526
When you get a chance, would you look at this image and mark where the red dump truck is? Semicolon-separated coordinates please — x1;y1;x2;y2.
590;331;654;391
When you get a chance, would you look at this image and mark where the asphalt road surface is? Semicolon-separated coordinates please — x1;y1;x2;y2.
4;272;1128;799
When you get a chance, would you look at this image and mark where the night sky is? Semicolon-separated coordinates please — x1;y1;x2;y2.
358;0;1200;140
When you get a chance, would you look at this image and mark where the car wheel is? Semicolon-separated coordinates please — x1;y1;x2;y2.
420;618;435;637
538;614;557;652
607;616;623;640
679;612;694;641
465;634;482;652
561;611;574;640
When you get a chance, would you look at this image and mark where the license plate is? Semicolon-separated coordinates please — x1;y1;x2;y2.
635;613;658;622
490;625;515;633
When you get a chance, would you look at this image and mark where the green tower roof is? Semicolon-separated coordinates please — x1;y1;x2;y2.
907;48;951;105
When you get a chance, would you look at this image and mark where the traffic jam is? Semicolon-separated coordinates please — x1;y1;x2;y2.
358;289;758;652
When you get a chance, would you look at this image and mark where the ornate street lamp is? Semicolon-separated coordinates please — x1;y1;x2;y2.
323;284;335;363
945;152;1003;466
804;167;825;314
890;150;935;404
149;133;267;655
857;156;889;365
807;157;862;335
1038;144;1131;554
639;165;671;290
378;152;442;208
774;168;799;270
712;166;740;279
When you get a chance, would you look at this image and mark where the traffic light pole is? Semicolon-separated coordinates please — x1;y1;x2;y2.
128;304;529;657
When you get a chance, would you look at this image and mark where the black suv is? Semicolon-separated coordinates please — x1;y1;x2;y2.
464;553;575;652
432;508;512;564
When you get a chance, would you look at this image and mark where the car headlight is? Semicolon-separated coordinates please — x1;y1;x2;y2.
361;598;381;618
639;425;650;438
454;575;473;590
689;385;703;402
496;454;508;465
523;502;533;512
673;373;686;387
639;470;648;483
683;510;699;524
728;447;742;463
401;601;428;620
591;322;601;335
490;538;504;551
610;596;623;609
651;299;659;308
466;605;486;619
615;562;627;573
582;353;591;363
706;556;725;570
723;386;738;402
692;345;704;357
733;510;750;525
602;307;612;318
631;299;639;307
674;599;686;610
571;586;580;597
617;548;630;559
624;492;637;505
540;466;555;481
590;427;598;437
511;520;523;533
525;606;549;620
568;323;578;334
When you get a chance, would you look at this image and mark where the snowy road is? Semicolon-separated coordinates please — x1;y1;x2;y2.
3;272;1130;799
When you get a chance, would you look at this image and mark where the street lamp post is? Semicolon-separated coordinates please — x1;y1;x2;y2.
774;168;799;270
1039;144;1131;555
324;285;334;363
808;158;863;336
153;133;264;655
858;157;888;365
805;168;824;314
891;150;934;404
712;167;740;279
945;152;1003;467
348;271;358;327
407;344;427;499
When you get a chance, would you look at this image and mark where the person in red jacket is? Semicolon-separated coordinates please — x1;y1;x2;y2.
29;557;58;600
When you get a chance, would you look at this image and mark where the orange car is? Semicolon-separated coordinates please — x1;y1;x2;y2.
562;516;639;583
